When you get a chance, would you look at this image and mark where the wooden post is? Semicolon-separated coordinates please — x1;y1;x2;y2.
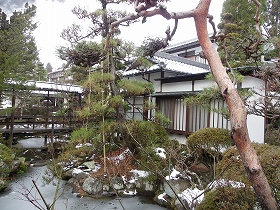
8;91;16;147
44;91;50;146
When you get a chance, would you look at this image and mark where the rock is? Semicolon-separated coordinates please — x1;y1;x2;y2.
174;197;190;210
62;169;73;180
0;179;7;192
110;176;124;190
82;177;103;195
136;179;158;195
163;179;191;198
72;169;89;185
11;160;21;173
155;192;171;207
82;161;96;170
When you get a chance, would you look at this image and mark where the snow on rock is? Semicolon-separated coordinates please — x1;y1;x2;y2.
72;168;84;175
165;168;181;180
155;148;166;159
123;189;137;196
130;169;149;178
158;192;167;202
208;179;245;189
75;143;92;148
178;187;204;209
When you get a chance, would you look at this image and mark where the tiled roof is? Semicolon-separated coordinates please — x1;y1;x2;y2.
121;51;210;77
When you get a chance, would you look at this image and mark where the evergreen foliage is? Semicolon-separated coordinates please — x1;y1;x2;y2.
263;0;280;38
217;0;266;67
0;143;15;178
117;79;154;96
0;4;47;109
0;4;44;88
197;186;255;210
215;143;280;204
57;41;103;68
185;72;252;119
187;128;234;164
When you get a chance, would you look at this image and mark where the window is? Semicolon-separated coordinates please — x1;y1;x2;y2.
157;97;230;134
125;96;145;121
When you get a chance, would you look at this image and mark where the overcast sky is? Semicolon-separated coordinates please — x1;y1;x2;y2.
1;0;223;70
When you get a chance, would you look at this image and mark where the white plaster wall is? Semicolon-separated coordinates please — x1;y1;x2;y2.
162;81;193;92
194;80;217;91
168;134;187;144
242;76;264;89
247;114;265;143
243;76;265;143
150;72;162;92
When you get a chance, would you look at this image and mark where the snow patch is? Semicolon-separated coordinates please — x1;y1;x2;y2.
158;192;167;202
75;143;92;148
165;168;181;180
155;147;166;159
209;179;245;189
179;187;204;209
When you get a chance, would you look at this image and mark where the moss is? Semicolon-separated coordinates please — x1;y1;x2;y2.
216;143;280;203
16;163;29;174
0;143;15;178
0;179;8;192
187;128;234;162
197;186;255;210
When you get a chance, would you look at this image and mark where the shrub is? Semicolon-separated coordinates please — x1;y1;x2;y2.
214;143;280;206
123;120;170;173
0;179;8;192
124;120;169;150
16;163;29;174
265;127;280;146
0;143;15;178
70;127;95;146
187;127;234;163
197;186;255;210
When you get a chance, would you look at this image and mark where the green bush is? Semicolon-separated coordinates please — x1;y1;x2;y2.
187;127;234;162
265;127;280;146
0;143;15;178
197;186;255;210
0;179;8;192
70;127;95;145
123;120;169;172
214;143;280;206
16;163;29;174
124;120;169;150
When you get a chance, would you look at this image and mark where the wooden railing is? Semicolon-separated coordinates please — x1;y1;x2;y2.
0;115;79;138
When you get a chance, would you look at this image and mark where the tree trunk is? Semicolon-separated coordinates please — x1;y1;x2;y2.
194;1;278;209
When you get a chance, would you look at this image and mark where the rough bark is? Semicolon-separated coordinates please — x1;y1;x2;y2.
194;1;278;209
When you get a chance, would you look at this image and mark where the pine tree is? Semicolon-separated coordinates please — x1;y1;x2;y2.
0;3;44;96
57;0;155;172
217;0;266;67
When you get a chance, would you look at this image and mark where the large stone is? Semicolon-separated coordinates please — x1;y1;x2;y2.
110;176;124;190
163;179;191;198
0;179;7;191
72;169;90;185
82;161;96;170
82;177;103;195
136;179;158;195
174;197;190;210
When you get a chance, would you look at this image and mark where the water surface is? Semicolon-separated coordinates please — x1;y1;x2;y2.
0;165;167;210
